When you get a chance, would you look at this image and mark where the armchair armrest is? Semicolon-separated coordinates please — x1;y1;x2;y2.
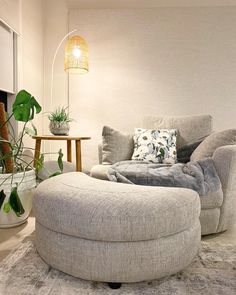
98;143;103;164
212;145;236;232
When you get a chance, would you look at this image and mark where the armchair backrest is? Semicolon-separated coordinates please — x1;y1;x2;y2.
98;114;213;164
141;115;212;149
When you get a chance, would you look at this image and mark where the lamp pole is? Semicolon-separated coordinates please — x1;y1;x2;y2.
50;29;77;111
46;29;77;155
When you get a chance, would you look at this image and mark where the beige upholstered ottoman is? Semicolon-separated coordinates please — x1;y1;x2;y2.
33;172;201;285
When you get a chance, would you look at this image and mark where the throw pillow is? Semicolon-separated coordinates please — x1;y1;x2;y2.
102;126;134;164
191;129;236;161
132;128;177;164
177;136;207;163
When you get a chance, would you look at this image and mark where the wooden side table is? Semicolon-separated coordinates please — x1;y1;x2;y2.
32;135;91;172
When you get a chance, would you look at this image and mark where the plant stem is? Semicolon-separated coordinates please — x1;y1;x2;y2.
0;103;14;173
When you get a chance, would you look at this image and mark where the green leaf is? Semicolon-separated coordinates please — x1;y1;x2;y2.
57;149;64;172
12;90;42;122
160;148;165;157
3;202;11;213
0;190;6;210
9;187;25;217
48;106;72;123
35;154;44;174
49;171;62;178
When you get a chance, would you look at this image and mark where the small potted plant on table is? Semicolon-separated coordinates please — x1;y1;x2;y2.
48;106;72;136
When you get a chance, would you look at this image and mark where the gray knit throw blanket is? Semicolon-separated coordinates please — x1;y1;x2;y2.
107;158;221;196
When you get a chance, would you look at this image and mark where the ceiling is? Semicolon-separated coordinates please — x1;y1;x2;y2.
67;0;236;9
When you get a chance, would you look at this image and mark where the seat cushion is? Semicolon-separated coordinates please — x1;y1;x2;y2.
33;172;200;242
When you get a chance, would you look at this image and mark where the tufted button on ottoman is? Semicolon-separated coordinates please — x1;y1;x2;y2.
33;172;201;283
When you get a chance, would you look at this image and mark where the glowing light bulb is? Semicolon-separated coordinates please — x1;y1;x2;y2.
73;46;82;58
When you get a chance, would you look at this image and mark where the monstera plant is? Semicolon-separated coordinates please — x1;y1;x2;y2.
0;90;63;228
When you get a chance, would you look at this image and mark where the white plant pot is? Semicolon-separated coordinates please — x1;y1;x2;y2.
0;170;36;228
49;121;70;136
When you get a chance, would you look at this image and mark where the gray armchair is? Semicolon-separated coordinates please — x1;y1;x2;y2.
90;115;236;235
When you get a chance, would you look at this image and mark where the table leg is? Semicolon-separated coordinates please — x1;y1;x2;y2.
75;140;82;171
67;140;72;162
34;139;41;168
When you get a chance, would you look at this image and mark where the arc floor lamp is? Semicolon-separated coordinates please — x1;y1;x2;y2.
50;29;89;110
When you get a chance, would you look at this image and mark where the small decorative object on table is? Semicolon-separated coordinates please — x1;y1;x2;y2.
48;106;72;136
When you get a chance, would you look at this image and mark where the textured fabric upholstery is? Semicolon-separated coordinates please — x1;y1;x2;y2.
97;115;212;168
141;115;212;149
37;160;76;180
200;190;223;209
36;221;201;283
91;115;236;234
34;172;201;282
200;208;220;235
34;172;200;242
191;129;236;161
90;164;111;180
98;143;102;164
102;126;134;164
91;146;236;235
212;145;236;232
91;117;236;236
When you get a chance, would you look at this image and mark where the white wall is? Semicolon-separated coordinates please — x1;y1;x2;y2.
2;2;236;172
0;0;68;164
0;0;20;32
69;7;236;170
18;0;44;151
42;0;68;158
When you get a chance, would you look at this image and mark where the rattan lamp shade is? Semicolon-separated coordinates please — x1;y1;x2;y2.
64;35;88;74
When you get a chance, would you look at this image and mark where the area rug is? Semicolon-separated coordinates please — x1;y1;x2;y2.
0;239;235;295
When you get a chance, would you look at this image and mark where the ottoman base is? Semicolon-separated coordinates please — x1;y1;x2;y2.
35;221;201;283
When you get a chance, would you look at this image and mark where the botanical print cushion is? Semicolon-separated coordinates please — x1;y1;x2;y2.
132;128;177;164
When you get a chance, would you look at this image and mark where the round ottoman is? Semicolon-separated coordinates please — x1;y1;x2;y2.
33;172;201;283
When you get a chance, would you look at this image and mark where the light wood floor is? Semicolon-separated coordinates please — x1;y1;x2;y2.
0;215;35;262
0;216;236;263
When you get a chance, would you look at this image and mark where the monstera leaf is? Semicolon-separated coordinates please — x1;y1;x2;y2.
0;190;6;210
9;187;25;217
48;149;64;178
57;149;64;172
35;154;44;174
12;90;42;122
